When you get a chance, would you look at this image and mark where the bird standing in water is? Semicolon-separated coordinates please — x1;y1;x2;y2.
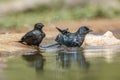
55;26;92;47
19;23;45;46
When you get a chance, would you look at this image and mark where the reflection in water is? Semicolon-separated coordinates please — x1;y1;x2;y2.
3;47;120;80
22;51;45;73
84;46;120;63
22;48;89;72
56;48;89;70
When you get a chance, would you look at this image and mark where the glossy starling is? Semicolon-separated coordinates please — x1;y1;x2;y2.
19;23;45;46
55;26;92;47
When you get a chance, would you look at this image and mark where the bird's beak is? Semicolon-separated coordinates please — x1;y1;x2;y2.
89;30;93;32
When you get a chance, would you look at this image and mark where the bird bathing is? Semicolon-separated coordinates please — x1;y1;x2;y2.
40;31;120;53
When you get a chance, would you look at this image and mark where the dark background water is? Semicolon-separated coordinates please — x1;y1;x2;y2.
1;47;120;80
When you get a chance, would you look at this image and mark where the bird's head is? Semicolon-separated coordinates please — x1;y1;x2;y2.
34;23;44;30
77;26;92;35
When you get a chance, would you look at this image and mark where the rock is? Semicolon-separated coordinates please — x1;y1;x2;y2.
84;31;120;46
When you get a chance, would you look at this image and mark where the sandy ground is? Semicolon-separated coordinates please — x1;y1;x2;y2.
0;19;120;53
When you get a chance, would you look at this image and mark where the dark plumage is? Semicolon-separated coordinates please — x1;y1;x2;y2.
56;27;70;35
19;23;45;46
55;26;92;47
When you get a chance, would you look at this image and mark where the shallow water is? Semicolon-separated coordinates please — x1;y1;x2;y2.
1;46;120;80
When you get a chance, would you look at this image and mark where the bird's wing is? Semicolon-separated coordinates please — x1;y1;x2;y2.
21;31;36;41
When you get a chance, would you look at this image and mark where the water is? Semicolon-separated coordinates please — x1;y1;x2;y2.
1;46;120;80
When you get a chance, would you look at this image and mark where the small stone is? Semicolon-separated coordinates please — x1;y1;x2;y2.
84;31;120;46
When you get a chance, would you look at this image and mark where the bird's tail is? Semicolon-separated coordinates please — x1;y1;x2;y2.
56;27;63;33
15;40;25;45
15;40;23;43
